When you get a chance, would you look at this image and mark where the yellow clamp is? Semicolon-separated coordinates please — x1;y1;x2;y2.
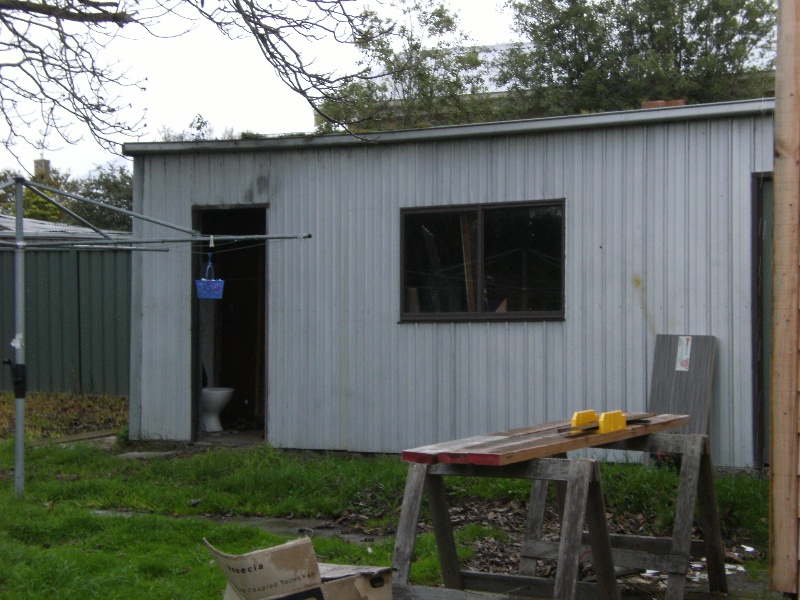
571;409;599;429
598;410;626;434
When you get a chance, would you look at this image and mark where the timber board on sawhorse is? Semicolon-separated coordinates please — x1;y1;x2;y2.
392;457;620;600
393;414;725;600
401;413;689;466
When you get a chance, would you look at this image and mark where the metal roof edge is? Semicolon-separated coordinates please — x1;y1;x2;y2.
122;98;775;157
0;214;133;239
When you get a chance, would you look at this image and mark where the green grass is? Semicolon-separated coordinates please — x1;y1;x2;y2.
0;430;770;597
8;443;408;519
0;499;289;598
0;442;411;598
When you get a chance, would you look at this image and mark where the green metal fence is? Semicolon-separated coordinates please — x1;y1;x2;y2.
0;249;130;395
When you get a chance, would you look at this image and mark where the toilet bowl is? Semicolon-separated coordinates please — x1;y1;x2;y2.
200;387;234;432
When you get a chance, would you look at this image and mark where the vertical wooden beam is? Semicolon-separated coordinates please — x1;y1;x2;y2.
426;474;463;589
771;0;800;593
393;463;428;586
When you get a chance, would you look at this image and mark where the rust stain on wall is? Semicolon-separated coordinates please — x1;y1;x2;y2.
632;274;656;335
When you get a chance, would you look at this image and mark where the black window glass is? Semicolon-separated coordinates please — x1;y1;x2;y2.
403;210;478;313
402;200;564;321
483;204;563;313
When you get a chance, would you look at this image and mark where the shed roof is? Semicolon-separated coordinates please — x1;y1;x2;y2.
123;98;775;157
0;215;130;241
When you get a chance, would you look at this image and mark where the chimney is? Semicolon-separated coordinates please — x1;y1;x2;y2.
641;99;686;109
33;158;51;179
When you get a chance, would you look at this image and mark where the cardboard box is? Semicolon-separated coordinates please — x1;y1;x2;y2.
320;564;393;600
205;538;393;600
205;537;323;600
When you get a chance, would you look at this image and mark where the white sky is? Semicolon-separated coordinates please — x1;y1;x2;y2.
4;1;514;179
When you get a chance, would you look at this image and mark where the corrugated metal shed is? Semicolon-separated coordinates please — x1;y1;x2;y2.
125;99;775;467
0;216;131;395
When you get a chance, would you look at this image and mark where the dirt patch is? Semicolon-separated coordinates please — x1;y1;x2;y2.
199;505;776;598
340;498;775;599
0;393;127;439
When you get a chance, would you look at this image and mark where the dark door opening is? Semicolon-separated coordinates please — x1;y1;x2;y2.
193;206;266;438
752;174;773;467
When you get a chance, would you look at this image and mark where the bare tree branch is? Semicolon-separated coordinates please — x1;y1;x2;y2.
0;0;133;24
0;0;392;162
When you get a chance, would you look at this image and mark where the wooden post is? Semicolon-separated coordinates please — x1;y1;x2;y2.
770;0;800;593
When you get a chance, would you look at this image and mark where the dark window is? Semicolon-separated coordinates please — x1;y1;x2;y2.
401;200;565;321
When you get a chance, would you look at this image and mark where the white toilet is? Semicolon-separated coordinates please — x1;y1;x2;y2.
200;387;234;433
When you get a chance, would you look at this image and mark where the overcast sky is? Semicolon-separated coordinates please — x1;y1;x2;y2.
4;1;514;179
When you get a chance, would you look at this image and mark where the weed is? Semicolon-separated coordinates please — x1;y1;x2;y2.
0;392;128;440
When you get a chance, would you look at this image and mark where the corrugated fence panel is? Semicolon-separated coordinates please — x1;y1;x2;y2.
78;251;131;395
0;252;15;390
25;251;80;392
0;249;130;395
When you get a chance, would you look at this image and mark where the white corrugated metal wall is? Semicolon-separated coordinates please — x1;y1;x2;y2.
129;102;773;466
130;153;272;440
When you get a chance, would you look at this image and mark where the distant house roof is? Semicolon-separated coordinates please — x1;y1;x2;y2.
0;215;130;242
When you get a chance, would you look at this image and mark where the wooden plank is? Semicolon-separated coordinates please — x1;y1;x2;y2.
402;435;509;464
519;479;550;577
428;457;574;481
459;213;476;312
403;413;655;464
464;415;689;466
393;583;514;600
663;435;703;600
696;444;728;594
458;571;606;599
770;0;800;592
28;429;119;447
553;460;592;600
521;534;688;573
401;420;571;463
584;468;620;600
597;432;694;454
522;537;702;573
392;463;428;585
427;474;462;589
648;335;716;435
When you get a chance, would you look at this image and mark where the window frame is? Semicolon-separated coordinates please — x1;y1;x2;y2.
400;199;566;323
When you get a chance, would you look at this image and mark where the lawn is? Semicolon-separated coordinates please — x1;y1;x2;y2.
0;393;771;598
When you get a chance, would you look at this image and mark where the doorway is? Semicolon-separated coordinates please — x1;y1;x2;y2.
752;174;773;467
193;206;267;439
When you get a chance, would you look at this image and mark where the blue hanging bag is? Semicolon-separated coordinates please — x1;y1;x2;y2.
195;253;224;300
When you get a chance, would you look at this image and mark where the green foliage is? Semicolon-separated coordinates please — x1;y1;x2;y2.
714;470;770;543
0;166;80;221
0;162;133;230
316;0;496;133
159;114;237;142
600;461;681;533
496;0;776;117
24;169;78;221
71;164;133;231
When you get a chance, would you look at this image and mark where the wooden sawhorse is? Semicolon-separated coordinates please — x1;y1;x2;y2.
392;457;620;600
520;433;727;600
